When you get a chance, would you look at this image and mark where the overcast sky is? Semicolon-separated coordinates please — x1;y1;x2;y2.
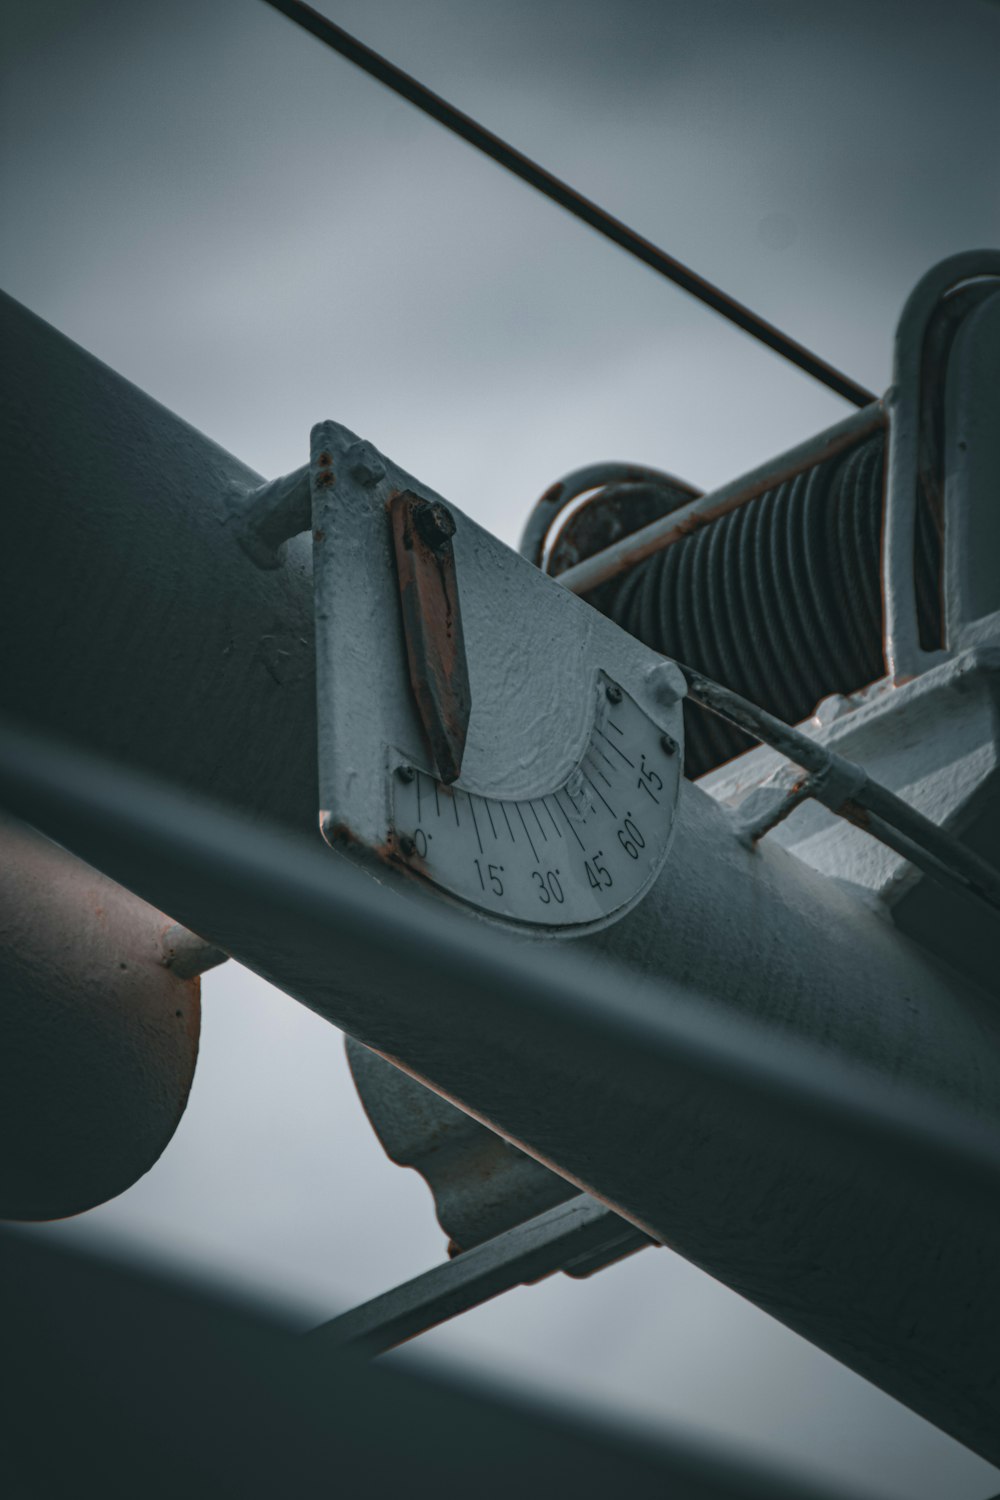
3;4;1000;1498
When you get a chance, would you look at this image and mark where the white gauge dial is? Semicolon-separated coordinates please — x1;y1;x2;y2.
389;676;678;928
308;422;685;934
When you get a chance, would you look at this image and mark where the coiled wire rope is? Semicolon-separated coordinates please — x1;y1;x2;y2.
549;433;942;780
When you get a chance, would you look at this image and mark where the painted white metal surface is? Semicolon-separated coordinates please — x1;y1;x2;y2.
309;419;684;931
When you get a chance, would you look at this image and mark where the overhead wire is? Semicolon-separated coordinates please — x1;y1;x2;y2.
259;0;877;408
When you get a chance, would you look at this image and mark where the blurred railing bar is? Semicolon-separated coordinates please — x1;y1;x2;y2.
1;716;998;1200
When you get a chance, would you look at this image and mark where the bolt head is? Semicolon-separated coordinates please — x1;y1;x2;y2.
644;660;687;709
414;499;456;551
346;441;386;488
396;764;416;783
605;682;623;704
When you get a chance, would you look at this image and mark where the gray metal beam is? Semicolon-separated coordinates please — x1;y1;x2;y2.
0;291;317;836
1;718;999;1460
308;1194;650;1357
1;1226;883;1500
4;292;1000;1461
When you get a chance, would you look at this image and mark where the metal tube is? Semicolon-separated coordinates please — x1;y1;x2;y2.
2;720;1000;1460
555;402;886;596
681;665;1000;914
0;1225;878;1500
883;252;1000;678
1;720;998;1190
0;291;319;837
5;294;1000;1459
0;814;201;1220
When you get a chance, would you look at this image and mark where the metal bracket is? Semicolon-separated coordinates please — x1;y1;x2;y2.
884;249;1000;679
305;1193;653;1358
684;665;1000;917
387;490;472;785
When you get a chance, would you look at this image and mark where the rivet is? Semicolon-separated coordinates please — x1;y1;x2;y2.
644;660;687;708
347;441;386;488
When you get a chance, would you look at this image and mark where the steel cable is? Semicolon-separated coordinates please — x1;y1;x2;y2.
259;0;875;408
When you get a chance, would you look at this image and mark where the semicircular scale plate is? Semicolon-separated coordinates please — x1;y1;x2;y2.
389;676;676;927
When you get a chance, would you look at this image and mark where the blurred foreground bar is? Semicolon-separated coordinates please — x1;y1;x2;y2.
0;1228;881;1500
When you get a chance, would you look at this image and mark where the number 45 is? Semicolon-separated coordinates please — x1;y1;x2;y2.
584;852;613;890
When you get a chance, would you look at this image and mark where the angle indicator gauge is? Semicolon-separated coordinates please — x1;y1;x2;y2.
307;422;686;934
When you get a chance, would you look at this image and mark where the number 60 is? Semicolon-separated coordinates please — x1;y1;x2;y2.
617;816;645;860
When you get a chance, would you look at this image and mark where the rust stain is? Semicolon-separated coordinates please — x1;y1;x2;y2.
387;490;472;785
322;816;431;879
840;799;871;829
321;816;364;850
549;477;703;580
315;450;335;489
378;827;430;878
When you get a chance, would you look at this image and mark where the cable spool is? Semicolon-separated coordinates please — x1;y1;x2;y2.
543;432;943;780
